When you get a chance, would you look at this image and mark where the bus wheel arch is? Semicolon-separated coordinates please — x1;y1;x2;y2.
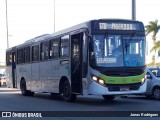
59;76;77;102
20;77;25;88
20;78;27;96
59;76;68;94
20;78;34;96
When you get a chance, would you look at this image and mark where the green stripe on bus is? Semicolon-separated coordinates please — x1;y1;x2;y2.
99;73;145;84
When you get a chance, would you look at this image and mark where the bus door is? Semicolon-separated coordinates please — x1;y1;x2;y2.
71;32;83;94
12;50;17;88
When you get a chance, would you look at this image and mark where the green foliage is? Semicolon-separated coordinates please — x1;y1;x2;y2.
145;20;160;43
150;41;160;52
146;20;160;67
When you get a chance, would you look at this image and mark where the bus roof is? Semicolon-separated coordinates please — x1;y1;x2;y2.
6;19;144;51
51;18;143;37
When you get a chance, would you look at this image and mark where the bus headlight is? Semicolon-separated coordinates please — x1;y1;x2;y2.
141;76;146;84
92;76;98;81
91;75;105;86
98;79;105;85
141;78;145;83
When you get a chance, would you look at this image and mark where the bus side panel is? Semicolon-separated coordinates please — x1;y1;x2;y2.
31;62;40;92
24;64;32;90
40;59;71;93
40;61;56;93
16;64;32;90
50;59;62;93
6;66;12;88
58;58;71;87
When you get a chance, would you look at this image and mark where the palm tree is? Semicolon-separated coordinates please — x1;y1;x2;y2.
146;20;160;66
150;41;160;67
150;41;160;52
145;20;160;44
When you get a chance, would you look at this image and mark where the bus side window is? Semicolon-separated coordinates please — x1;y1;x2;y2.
17;48;24;64
60;35;70;57
6;52;12;66
32;45;39;62
50;38;59;59
24;46;30;63
41;41;49;61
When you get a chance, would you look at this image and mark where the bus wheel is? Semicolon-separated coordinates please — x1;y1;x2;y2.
20;80;28;96
28;91;34;96
20;79;34;96
152;87;160;100
102;95;115;101
62;80;76;102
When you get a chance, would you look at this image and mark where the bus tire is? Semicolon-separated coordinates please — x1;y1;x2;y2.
28;91;34;96
62;80;76;102
102;95;115;101
20;79;32;96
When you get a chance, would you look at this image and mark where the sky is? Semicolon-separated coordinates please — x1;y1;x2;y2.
0;0;160;63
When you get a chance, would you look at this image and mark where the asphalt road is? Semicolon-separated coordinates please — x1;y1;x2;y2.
0;87;159;120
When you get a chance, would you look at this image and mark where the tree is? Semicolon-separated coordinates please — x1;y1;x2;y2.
145;20;160;44
150;41;160;52
146;20;160;66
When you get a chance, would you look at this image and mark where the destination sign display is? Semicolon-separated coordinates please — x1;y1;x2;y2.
92;20;144;31
99;23;138;30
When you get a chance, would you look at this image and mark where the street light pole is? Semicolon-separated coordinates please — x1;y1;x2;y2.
54;0;55;32
5;0;9;48
132;0;136;20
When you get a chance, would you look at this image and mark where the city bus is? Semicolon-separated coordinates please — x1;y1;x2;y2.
6;19;147;102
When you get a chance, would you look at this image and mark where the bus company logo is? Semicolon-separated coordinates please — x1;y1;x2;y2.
2;112;11;117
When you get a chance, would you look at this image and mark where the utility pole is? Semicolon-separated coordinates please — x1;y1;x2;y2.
132;0;136;20
5;0;9;48
54;0;55;32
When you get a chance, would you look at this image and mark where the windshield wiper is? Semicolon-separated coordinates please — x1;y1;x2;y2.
125;33;136;53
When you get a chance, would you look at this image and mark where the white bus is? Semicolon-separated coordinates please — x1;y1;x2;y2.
6;19;147;102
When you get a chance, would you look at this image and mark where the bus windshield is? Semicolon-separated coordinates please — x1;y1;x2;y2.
91;34;145;67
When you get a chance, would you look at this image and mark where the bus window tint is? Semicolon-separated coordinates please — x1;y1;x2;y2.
6;52;12;66
123;36;145;66
41;41;49;60
60;35;69;57
50;38;59;58
32;45;39;61
17;48;24;64
24;47;30;63
92;35;123;67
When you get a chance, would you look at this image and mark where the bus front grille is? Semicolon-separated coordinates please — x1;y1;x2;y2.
106;83;141;92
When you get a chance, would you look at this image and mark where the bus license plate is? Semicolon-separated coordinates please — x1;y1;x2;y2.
120;87;129;91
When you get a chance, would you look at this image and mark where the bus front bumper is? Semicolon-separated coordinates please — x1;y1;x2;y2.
88;80;147;95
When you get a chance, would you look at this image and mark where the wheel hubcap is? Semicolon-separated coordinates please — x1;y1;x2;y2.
153;89;160;99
